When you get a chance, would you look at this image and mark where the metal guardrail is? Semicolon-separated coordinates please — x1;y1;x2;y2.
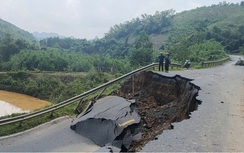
201;57;230;67
170;63;182;69
0;62;182;126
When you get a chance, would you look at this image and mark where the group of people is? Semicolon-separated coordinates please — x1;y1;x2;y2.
158;52;171;73
158;52;190;72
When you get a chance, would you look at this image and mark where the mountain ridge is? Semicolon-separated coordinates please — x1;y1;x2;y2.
0;18;36;42
32;31;75;40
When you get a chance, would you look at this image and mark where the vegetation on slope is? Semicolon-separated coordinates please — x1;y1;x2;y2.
0;71;117;103
0;18;37;43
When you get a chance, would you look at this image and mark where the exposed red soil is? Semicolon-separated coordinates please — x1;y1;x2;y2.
112;71;201;151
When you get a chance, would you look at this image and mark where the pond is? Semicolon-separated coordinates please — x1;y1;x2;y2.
0;90;51;117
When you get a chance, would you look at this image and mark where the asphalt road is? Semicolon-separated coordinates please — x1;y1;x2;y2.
0;55;243;152
140;55;244;152
0;117;100;152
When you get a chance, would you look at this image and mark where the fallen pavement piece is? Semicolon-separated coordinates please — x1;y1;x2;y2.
70;96;142;151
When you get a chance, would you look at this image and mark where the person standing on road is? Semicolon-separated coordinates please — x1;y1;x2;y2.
158;52;165;71
165;53;171;73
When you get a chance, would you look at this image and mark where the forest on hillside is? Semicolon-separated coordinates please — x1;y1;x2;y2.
0;1;244;73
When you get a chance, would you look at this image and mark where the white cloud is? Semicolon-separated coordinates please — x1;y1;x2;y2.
66;0;80;7
65;0;81;19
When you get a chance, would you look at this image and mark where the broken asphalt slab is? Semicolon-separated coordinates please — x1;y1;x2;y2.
70;96;142;150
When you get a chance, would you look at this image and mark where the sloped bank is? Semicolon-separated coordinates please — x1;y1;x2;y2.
71;71;201;152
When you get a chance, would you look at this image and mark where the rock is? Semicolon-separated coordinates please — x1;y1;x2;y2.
235;60;244;66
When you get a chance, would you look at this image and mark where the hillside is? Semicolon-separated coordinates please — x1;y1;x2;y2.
32;32;75;40
1;2;244;54
32;32;60;40
1;2;244;73
0;18;36;43
172;4;244;33
106;2;244;52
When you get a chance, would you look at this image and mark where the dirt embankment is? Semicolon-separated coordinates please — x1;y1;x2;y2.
112;71;201;151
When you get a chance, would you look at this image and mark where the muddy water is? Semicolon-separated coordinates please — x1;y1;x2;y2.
0;100;29;117
0;90;51;117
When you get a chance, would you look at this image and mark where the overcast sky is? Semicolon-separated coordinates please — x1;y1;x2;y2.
0;0;241;39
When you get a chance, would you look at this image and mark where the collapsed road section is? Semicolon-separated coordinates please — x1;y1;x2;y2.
70;96;141;152
70;71;201;152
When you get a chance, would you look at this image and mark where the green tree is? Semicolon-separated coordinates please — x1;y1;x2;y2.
129;31;153;67
241;1;244;6
15;39;28;50
0;34;19;62
239;25;244;35
188;40;226;62
0;54;2;70
168;36;191;63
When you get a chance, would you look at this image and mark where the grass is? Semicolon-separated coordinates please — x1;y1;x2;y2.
0;81;122;137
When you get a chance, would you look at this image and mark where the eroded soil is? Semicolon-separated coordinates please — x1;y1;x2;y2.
111;71;201;151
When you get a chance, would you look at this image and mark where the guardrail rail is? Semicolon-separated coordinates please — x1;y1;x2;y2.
202;57;230;67
0;62;182;127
